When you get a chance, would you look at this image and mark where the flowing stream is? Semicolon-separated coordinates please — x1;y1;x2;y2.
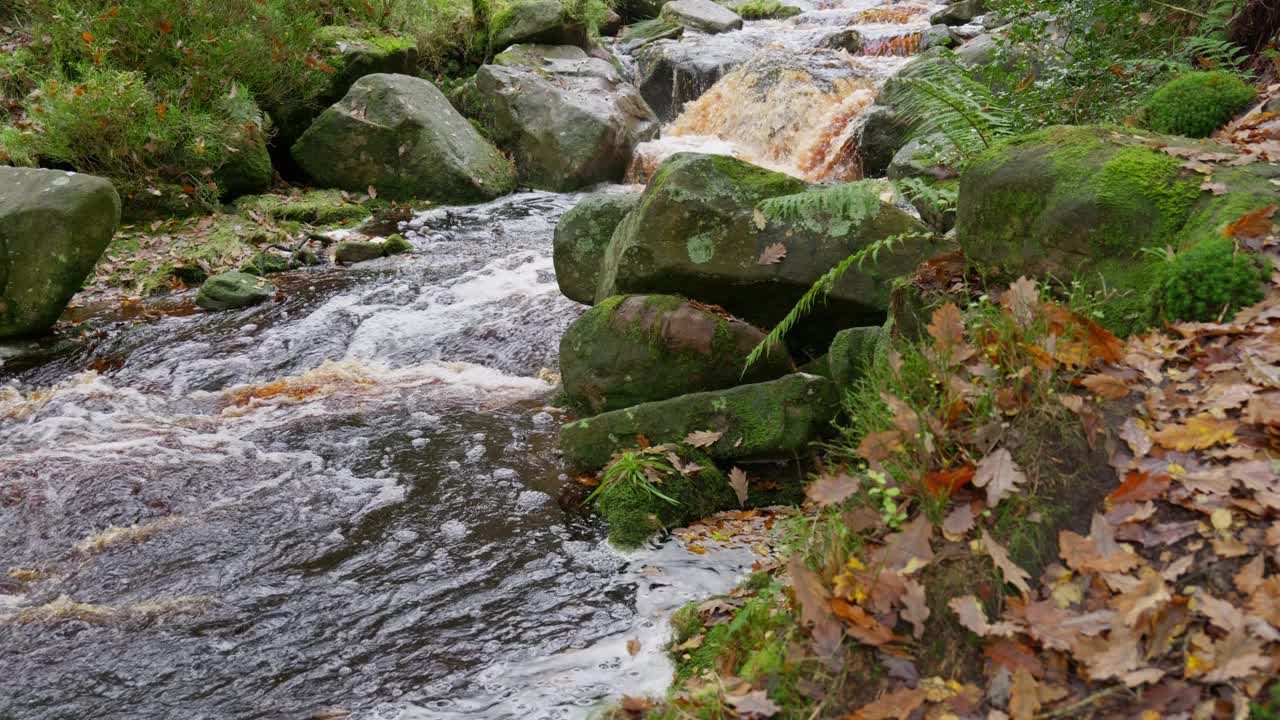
0;1;941;717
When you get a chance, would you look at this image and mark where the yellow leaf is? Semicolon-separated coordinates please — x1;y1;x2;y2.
1150;415;1238;452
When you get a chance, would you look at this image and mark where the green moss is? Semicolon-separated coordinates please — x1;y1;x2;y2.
598;448;733;548
1156;237;1267;323
1091;147;1200;250
383;233;413;255
1143;71;1256;139
234;190;373;226
706;153;809;200
735;0;802;19
240;251;290;276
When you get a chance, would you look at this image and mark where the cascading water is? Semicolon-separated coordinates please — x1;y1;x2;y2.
626;0;941;182
2;0;936;717
0;192;770;720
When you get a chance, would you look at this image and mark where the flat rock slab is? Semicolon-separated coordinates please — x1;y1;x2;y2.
560;373;838;470
660;0;744;33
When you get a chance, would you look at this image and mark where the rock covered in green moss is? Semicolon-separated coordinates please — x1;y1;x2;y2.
195;271;275;311
733;0;802;20
597;448;734;547
660;0;743;33
292;74;517;202
958;124;1278;335
828;325;883;390
553;191;642;304
241;251;290;276
597;153;937;354
489;0;588;54
560;373;838;470
0;168;121;338
467;48;659;191
1156;238;1266;323
213;92;274;199
334;240;386;265
267;28;420;152
235;189;372;225
382;233;412;255
1143;71;1255;139
560;294;792;415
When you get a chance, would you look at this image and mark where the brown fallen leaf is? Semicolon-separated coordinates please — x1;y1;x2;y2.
728;467;749;507
1223;203;1276;240
949;595;1020;637
942;503;975;539
1009;668;1041;720
789;556;843;658
973;448;1027;509
725;689;780;718
1105;471;1170;508
1002;276;1039;329
831;598;898;646
982;529;1032;596
849;687;927;720
1081;373;1131;399
805;472;860;507
684;430;723;448
757;242;787;265
900;577;929;640
620;695;654;715
626;637;640;656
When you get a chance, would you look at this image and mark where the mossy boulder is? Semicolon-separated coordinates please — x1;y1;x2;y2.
234;189;373;225
828;325;883;390
292;74;517;202
734;0;802;20
0;168;121;338
214;95;274;199
553;191;643;304
195;271;275;311
467;48;660;190
596;153;938;354
560;373;839;471
560;294;793;415
383;233;412;255
1143;71;1255;139
241;251;290;276
597;448;734;548
957;124;1277;335
489;0;589;54
268;28;420;152
660;0;744;33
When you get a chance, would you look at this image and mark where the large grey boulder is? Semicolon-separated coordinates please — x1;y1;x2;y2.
489;0;588;53
857;105;909;178
553;191;642;304
0;168;120;338
292;74;516;202
467;46;660;191
560;373;838;471
595;153;938;354
559;294;793;415
635;39;754;121
660;0;744;33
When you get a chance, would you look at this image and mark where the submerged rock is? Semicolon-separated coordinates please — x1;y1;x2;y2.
195;271;275;311
560;373;839;471
553;191;642;304
0;168;121;338
559;294;792;415
489;0;588;54
596;153;937;353
292;73;517;202
660;0;744;33
467;46;660;190
957;125;1277;334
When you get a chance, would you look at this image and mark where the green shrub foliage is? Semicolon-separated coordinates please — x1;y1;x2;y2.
1143;71;1255;138
1157;238;1267;323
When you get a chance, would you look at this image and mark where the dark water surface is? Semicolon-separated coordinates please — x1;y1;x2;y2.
0;191;757;720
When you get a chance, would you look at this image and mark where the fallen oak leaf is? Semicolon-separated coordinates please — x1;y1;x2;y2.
684;429;723;448
1001;276;1039;329
1105;471;1170;508
1081;373;1131;399
848;687;927;720
728;467;749;506
724;689;780;718
757;242;787;265
789;556;843;659
973;448;1026;509
948;595;1020;637
923;465;975;497
1150;414;1238;452
982;529;1032;597
831;598;898;646
805;471;860;507
900;576;929;639
1223;203;1277;240
941;503;975;539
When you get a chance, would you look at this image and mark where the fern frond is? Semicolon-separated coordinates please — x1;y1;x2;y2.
883;58;1017;168
743;230;933;370
758;181;887;231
